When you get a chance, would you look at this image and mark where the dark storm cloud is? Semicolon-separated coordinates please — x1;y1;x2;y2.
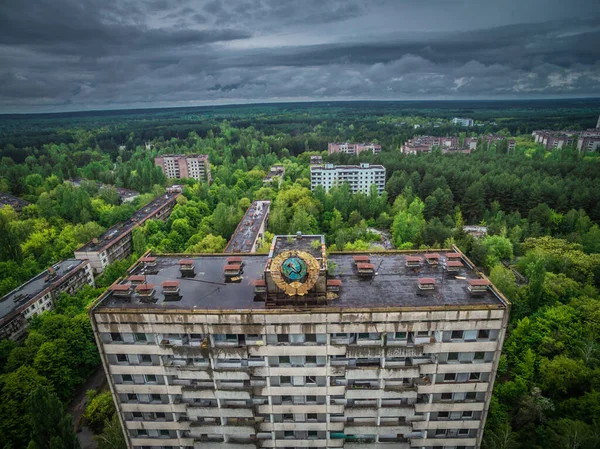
0;0;599;112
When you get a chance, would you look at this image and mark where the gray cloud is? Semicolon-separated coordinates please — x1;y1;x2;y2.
0;0;599;112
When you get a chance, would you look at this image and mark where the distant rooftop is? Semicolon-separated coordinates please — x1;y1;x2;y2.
0;193;30;212
94;245;506;312
0;259;86;323
76;193;179;253
311;163;385;170
68;178;139;201
224;200;271;253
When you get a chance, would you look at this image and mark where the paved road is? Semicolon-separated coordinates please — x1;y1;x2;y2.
68;365;107;449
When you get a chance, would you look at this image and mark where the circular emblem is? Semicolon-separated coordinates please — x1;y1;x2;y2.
282;257;308;282
270;250;320;296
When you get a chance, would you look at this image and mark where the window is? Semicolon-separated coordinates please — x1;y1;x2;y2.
282;396;292;404
441;393;452;401
435;429;446;436
443;373;456;382
305;334;317;343
135;333;147;342
438;411;449;419
191;333;203;340
448;352;459;362
307;413;317;421
277;334;289;343
394;332;407;339
284;431;294;439
283;414;293;422
451;330;463;340
133;412;142;419
279;356;290;365
137;429;148;436
159;429;170;437
417;331;429;337
111;332;123;342
358;333;370;339
469;372;481;381
308;431;318;439
306;356;317;365
140;354;152;364
306;396;317;403
474;352;485;361
156;412;165;419
117;354;127;363
305;376;316;385
478;329;490;339
462;411;473;418
281;376;291;385
127;393;137;401
466;392;477;401
458;429;470;436
151;394;161;402
225;334;237;341
122;374;133;383
145;375;157;383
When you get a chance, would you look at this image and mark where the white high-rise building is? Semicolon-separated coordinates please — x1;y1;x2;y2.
90;234;510;449
310;163;386;194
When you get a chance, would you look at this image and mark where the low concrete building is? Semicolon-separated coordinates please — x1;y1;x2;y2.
90;234;510;449
263;166;285;184
452;118;474;127
224;200;271;253
75;194;180;274
328;143;382;155
310;163;386;194
155;154;211;182
67;178;140;204
1;259;94;340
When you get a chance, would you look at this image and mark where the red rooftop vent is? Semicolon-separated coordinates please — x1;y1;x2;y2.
353;255;370;263
252;279;267;298
446;253;462;259
178;259;195;277
224;264;242;282
140;257;157;267
425;253;440;265
327;279;342;292
135;283;156;302
405;255;422;268
226;256;243;265
161;280;181;301
110;284;132;299
446;260;464;272
356;263;375;278
468;278;491;294
128;275;146;284
418;278;436;291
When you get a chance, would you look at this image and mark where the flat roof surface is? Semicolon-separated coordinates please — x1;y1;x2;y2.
1;259;86;321
76;193;178;253
0;192;30;211
68;178;138;200
95;250;505;312
224;200;270;253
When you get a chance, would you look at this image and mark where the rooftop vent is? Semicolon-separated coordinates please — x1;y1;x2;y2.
327;279;342;292
252;279;266;301
140;256;157;267
418;278;436;291
224;264;242;282
178;259;195;278
161;280;181;301
405;256;422;269
110;284;133;300
128;275;146;285
353;255;370;264
296;231;302;240
468;278;490;294
446;253;462;260
424;253;440;266
446;260;464;272
44;266;58;282
135;284;156;302
356;263;375;278
226;256;243;266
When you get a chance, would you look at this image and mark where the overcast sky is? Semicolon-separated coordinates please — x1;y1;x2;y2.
1;0;600;112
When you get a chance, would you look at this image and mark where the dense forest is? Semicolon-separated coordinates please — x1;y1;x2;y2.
0;101;599;448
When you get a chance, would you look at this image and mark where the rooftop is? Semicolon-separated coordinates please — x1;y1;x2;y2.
94;247;506;312
156;154;209;160
76;193;179;253
224;200;271;253
0;193;30;211
1;259;86;323
311;163;385;170
67;178;139;201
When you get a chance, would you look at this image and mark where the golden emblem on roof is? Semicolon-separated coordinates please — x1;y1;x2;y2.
270;250;320;296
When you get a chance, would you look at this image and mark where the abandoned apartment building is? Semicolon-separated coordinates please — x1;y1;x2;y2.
90;234;509;449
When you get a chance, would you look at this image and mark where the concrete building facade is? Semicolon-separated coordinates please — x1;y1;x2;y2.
1;259;94;340
75;193;180;274
328;143;382;156
155;155;211;182
310;163;386;194
90;234;509;449
452;118;474;127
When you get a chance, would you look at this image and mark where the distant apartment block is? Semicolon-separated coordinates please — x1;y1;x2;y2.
263;166;285;184
224;200;271;253
532;129;600;152
310;155;323;164
0;259;94;340
452;118;474;127
90;234;509;449
401;135;515;155
310;163;386;194
75;193;180;274
155;154;211;182
68;178;139;204
0;192;30;212
328;142;382;156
